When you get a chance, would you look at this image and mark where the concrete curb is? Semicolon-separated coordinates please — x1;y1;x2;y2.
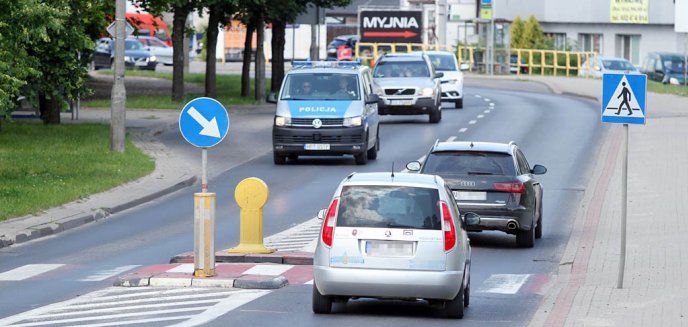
169;250;314;265
114;272;289;290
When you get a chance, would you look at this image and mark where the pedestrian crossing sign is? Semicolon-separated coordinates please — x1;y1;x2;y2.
602;73;646;125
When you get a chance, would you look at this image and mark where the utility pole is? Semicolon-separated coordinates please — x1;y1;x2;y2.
111;0;126;153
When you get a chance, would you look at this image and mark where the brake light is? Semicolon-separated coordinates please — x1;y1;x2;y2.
322;198;339;247
441;201;457;251
494;182;524;193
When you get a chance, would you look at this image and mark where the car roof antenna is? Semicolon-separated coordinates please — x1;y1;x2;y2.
391;162;395;178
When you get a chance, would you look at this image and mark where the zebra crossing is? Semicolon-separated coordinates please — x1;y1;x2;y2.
0;287;270;327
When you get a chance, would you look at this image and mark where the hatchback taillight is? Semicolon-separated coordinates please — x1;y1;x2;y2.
494;182;524;193
322;198;339;247
441;201;457;251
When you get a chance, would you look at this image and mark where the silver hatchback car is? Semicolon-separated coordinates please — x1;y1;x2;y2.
312;172;480;318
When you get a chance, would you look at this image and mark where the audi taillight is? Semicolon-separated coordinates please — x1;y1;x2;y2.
322;198;339;247
441;201;457;251
494;182;524;193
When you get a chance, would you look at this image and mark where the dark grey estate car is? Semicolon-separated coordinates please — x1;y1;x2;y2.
373;53;443;123
408;141;546;248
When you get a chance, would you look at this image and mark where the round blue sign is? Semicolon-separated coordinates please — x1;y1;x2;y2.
179;97;229;148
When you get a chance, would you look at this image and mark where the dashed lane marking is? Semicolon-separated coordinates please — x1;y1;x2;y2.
469;120;477;125
475;95;482;98
446;136;457;142
485;110;491;113
79;265;141;282
0;264;65;281
490;103;495;107
484;98;491;102
459;128;468;133
477;115;484;118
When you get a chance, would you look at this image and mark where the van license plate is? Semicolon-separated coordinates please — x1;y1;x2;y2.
391;100;413;106
453;191;486;201
366;241;413;257
304;144;330;150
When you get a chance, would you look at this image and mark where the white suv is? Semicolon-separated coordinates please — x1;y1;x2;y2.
312;172;481;318
420;51;465;109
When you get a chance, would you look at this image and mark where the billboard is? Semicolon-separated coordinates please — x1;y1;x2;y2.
610;0;648;24
359;10;423;43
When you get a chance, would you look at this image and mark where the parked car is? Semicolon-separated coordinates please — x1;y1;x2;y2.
407;140;546;248
510;54;529;74
419;51;465;108
134;36;173;66
326;35;359;61
578;56;639;78
372;53;443;123
312;172;480;318
641;52;687;85
93;38;158;71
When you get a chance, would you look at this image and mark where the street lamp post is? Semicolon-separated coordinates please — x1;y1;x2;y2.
111;0;126;153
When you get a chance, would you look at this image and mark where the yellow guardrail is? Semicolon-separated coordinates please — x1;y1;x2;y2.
355;42;598;78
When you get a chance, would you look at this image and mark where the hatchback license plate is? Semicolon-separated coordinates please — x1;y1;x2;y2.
391;99;414;106
304;143;330;150
366;241;413;257
453;191;486;201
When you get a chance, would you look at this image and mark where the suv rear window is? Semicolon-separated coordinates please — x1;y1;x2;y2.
373;60;430;78
337;185;441;230
422;151;516;176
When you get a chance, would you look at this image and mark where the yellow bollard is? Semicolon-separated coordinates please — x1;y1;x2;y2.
194;192;216;277
228;177;274;253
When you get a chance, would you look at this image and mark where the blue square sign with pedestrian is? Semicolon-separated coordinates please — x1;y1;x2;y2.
179;97;229;148
601;73;646;125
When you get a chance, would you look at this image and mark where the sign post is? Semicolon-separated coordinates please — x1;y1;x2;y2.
179;97;230;277
601;73;646;289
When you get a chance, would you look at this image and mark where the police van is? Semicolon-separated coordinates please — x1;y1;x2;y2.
267;61;381;165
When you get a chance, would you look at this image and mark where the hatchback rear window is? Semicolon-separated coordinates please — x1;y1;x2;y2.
337;185;441;230
422;151;516;175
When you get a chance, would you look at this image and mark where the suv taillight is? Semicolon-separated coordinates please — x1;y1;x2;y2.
322;198;339;247
494;182;524;193
441;201;457;251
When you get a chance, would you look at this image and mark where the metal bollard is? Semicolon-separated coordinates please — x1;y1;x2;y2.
228;177;274;254
194;192;216;277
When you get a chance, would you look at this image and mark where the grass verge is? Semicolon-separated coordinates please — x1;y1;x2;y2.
0;122;155;222
84;70;270;109
648;80;688;97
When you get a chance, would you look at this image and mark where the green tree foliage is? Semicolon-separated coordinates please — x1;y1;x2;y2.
522;15;546;49
510;16;525;49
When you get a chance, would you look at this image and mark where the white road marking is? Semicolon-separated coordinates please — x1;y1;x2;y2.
477;115;484;118
304;280;314;285
446;136;457;142
475;95;482;98
469;120;477;124
242;265;294;276
167;264;195;274
485;110;491;113
459;128;468;133
480;274;531;294
490;103;495;107
484;98;491;102
0;264;65;281
79;265;140;282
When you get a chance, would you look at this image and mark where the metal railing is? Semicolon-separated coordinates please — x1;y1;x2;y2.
355;42;452;63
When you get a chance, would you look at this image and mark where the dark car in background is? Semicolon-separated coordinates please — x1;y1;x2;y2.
641;52;687;85
326;35;359;61
93;38;158;71
407;141;547;248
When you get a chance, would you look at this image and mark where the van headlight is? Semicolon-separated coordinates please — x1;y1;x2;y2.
275;116;291;127
418;87;435;96
343;116;362;127
670;77;680;85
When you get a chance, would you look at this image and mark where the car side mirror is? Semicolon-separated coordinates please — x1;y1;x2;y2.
531;164;547;175
366;93;380;104
266;93;278;104
459;63;470;71
406;161;421;172
435;72;444;79
317;209;327;220
463;212;481;226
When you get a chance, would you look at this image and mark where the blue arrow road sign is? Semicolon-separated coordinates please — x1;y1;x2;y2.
179;97;229;148
602;73;646;125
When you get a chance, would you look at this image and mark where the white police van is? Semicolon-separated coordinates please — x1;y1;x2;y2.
268;61;381;165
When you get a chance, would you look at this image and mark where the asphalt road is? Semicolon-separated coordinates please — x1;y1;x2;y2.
0;85;604;326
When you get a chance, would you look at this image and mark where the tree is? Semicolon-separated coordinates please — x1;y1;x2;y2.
522;15;545;49
510;16;525;49
204;0;237;98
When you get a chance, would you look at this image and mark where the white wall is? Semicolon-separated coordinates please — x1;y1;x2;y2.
264;25;328;60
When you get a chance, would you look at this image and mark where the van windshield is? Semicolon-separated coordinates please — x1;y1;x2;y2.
281;73;360;100
336;185;441;230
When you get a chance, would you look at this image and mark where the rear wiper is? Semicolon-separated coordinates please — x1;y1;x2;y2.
467;171;497;175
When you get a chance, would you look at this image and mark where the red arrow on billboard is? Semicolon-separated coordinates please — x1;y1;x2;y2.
363;31;418;38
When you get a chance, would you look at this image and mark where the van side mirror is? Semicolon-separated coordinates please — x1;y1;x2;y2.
317;209;327;220
406;161;421;172
463;212;481;226
266;93;278;104
366;93;380;104
434;72;444;79
531;164;547;175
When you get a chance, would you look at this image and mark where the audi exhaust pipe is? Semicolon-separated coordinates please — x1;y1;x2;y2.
506;220;518;230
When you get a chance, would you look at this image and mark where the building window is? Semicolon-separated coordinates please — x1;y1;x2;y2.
545;33;567;50
578;33;603;54
617;35;641;66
